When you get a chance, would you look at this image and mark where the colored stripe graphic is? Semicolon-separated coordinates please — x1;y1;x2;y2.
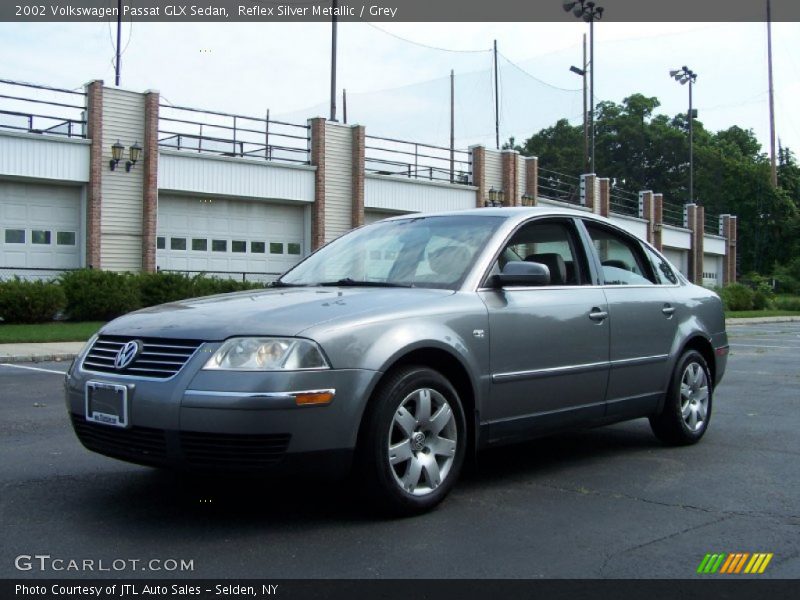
700;553;774;575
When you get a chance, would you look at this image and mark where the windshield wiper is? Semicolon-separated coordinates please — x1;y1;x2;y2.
269;280;307;288
317;278;412;288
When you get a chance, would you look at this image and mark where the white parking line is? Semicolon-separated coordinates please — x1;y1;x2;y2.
0;363;67;375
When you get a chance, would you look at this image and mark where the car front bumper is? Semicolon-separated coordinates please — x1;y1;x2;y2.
65;345;379;477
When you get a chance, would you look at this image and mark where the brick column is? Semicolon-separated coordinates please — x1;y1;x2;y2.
653;193;664;251
597;178;610;217
685;203;705;284
721;214;738;285
581;174;596;211
525;157;538;205
85;80;103;269
309;118;326;250
471;146;486;207
141;90;159;272
639;190;654;244
351;125;365;228
501;150;518;206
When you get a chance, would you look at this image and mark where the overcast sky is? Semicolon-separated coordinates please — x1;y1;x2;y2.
2;20;799;157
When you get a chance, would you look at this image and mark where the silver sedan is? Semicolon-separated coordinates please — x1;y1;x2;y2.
66;208;728;515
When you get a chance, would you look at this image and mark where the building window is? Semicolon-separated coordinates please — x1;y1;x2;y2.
170;237;187;250
192;238;208;251
251;241;265;254
31;230;51;245
4;229;25;244
270;242;284;254
287;243;301;255
157;236;165;249
232;240;246;253
212;240;227;252
56;231;77;246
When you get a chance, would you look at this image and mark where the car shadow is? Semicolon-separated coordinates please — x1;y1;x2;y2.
80;420;662;530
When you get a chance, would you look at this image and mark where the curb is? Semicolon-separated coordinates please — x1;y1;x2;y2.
0;353;77;364
726;316;800;325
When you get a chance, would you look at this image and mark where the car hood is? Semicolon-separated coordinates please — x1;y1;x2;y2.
101;287;454;341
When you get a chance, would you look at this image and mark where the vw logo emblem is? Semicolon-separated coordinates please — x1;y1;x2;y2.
114;340;141;370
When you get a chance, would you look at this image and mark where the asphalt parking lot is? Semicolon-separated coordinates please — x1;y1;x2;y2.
1;322;798;580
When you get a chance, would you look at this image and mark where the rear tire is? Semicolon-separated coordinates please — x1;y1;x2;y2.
358;366;466;516
650;349;712;446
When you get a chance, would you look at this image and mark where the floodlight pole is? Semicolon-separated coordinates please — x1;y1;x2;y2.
688;75;694;204
115;0;122;86
767;0;778;188
589;15;595;173
330;0;338;122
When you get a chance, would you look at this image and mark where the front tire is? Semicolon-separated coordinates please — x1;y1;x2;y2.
359;366;466;516
650;349;712;446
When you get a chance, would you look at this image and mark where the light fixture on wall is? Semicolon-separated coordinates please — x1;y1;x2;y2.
126;142;142;172
484;188;505;207
109;140;125;171
109;141;143;172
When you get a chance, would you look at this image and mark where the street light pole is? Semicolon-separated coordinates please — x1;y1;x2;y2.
670;66;698;204
563;1;604;173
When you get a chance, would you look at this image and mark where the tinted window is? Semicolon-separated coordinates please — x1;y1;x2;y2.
156;236;165;249
584;222;655;286
212;240;227;252
492;220;588;286
251;241;265;254
192;238;208;251
170;237;186;251
57;231;76;246
644;244;678;285
5;229;25;244
32;230;51;245
232;240;246;253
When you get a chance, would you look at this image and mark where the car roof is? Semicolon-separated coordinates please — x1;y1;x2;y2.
379;206;606;228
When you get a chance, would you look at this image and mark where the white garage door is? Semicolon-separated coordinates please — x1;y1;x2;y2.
662;248;688;277
156;196;306;279
0;181;81;274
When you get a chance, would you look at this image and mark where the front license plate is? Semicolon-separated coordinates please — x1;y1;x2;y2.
85;382;128;428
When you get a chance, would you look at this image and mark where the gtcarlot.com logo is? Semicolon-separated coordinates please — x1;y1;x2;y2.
697;552;773;575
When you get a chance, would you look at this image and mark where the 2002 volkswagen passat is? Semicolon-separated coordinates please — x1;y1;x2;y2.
66;207;728;514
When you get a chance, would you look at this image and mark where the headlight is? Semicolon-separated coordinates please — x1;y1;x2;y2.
203;337;330;371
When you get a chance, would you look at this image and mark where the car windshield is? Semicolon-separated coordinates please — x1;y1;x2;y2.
278;215;504;290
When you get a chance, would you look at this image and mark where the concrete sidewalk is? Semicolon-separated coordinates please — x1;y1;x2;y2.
0;341;86;364
1;316;798;364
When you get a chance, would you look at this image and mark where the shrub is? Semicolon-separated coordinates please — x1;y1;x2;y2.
190;274;264;298
774;296;800;311
59;269;141;321
137;272;195;307
773;258;800;295
718;283;755;312
0;277;66;323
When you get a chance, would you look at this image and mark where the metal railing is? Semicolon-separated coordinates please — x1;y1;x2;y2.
704;214;721;235
157;269;281;284
0;78;86;138
537;168;581;205
365;135;471;185
662;203;686;227
158;104;310;165
608;186;640;217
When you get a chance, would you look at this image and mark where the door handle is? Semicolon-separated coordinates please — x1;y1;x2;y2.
589;308;608;322
662;304;675;317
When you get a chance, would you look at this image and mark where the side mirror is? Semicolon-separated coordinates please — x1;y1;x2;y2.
492;261;551;287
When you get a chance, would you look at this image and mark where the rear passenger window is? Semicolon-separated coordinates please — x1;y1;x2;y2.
644;245;678;285
584;222;656;286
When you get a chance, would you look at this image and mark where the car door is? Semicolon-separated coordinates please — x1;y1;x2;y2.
478;217;610;443
580;219;679;419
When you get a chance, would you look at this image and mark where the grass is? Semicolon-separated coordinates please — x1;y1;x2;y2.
0;322;105;344
726;310;800;319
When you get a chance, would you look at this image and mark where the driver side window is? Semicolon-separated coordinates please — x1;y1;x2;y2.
492;220;588;286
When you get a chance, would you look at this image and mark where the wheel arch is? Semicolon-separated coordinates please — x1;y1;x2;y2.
356;346;479;461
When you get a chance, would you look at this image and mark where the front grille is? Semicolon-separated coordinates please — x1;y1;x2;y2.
82;336;202;379
71;414;168;463
180;431;292;468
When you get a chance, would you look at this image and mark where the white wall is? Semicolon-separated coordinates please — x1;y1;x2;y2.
159;151;315;202
484;149;503;191
662;225;692;250
608;213;648;239
0;131;89;183
324;123;354;243
365;175;477;213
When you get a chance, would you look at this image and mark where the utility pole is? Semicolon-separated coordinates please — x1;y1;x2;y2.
115;0;122;86
767;0;778;187
329;0;338;121
582;33;588;172
343;89;347;124
493;39;499;150
450;70;455;183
